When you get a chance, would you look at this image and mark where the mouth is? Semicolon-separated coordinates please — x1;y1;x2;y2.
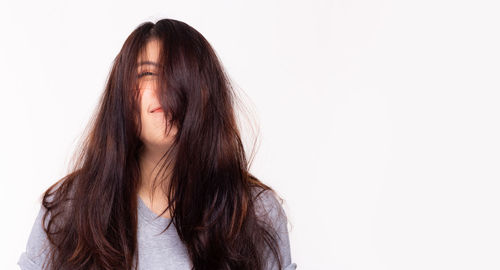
150;106;163;113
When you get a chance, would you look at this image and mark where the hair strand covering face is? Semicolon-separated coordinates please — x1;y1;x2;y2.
40;18;287;270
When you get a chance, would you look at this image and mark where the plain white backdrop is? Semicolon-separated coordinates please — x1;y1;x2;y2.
1;0;500;269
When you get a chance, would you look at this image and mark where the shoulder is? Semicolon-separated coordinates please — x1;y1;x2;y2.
18;182;64;270
251;187;288;228
18;204;51;270
251;187;297;270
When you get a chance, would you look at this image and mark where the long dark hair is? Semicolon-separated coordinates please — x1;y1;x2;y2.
39;18;287;270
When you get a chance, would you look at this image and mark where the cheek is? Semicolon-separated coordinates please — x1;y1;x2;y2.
138;79;160;95
141;87;160;104
137;91;152;113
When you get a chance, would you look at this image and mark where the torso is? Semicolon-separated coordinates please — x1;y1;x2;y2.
137;192;172;219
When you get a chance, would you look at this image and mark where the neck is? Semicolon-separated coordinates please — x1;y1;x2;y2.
138;145;173;201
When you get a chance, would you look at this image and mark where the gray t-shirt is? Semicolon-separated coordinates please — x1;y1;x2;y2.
18;190;297;269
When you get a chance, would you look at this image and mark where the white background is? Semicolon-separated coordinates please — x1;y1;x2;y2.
1;0;500;269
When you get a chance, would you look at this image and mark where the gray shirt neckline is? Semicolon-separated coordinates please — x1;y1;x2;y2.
137;195;173;232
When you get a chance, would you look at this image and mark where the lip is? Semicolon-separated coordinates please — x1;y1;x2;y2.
150;106;163;113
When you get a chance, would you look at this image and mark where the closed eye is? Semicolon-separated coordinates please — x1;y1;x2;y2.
138;71;156;78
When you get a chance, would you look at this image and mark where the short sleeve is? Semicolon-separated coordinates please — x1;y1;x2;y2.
254;189;298;270
18;204;51;270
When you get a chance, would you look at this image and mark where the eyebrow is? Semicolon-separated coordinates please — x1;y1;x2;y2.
137;61;160;67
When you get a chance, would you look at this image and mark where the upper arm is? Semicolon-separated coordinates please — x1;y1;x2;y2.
254;189;297;270
18;205;51;270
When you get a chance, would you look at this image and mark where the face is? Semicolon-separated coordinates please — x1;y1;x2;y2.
136;39;177;149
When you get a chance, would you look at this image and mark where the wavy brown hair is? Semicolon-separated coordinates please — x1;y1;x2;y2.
39;18;287;270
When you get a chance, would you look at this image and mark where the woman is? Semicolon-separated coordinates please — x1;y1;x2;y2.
18;18;297;270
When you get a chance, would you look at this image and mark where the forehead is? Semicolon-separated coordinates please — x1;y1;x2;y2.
137;39;161;65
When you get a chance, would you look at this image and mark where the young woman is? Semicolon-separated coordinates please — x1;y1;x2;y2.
18;18;297;270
